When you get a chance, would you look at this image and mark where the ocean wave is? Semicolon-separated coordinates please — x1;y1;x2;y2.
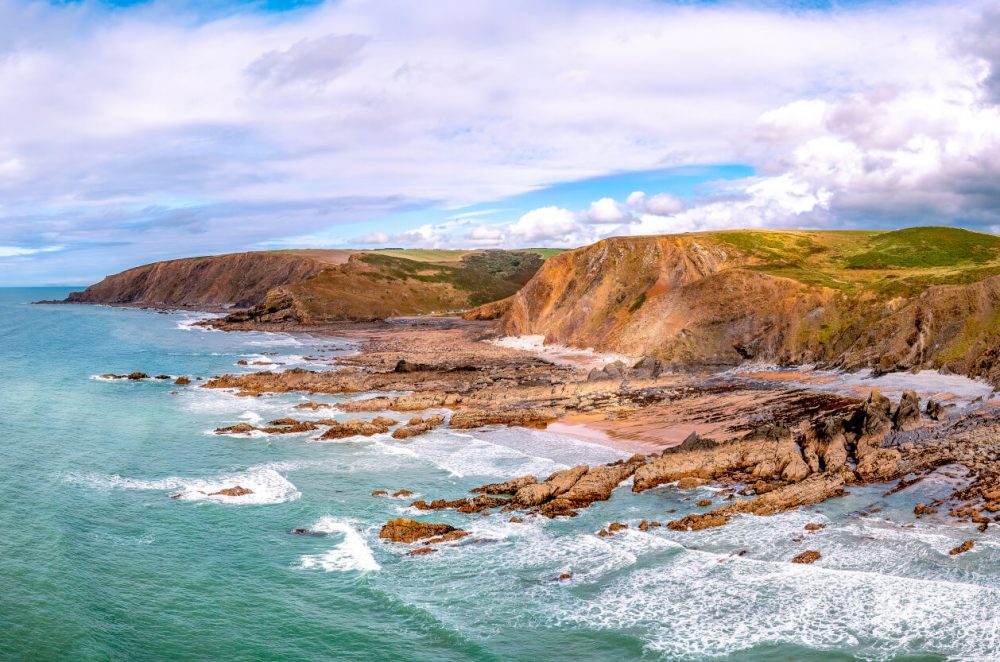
65;464;300;505
299;516;380;572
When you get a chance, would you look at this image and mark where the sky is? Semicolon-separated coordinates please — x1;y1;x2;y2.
2;0;1000;284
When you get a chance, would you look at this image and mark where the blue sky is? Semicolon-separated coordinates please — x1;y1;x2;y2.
1;0;999;284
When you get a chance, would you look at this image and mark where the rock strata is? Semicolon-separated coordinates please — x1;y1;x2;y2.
378;518;467;544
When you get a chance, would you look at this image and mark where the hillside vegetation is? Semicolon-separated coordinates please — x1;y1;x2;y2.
65;248;554;323
473;226;1000;384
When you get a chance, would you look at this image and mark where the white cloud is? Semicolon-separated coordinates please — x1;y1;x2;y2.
2;0;1000;282
353;231;389;244
509;207;578;243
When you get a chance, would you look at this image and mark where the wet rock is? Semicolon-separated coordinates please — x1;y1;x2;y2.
392;489;414;498
236;360;249;366
408;546;436;556
378;518;467;543
371;490;388;497
319;419;391;440
667;513;731;531
154;375;171;380
290;528;310;535
392;414;445;439
372;416;398;427
607;522;628;533
668;472;846;531
214;422;256;435
696;499;713;507
634;428;811;493
558;572;573;581
294;402;331;410
893;390;921;432
514;465;588;507
914;502;937;517
472;475;537;495
174;376;191;385
449;407;560;430
791;550;821;564
949;539;975;556
208;485;253;497
127;372;149;380
540;459;642;517
509;516;524;523
804;523;826;531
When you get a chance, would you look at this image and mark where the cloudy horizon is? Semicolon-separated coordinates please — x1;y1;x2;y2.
2;0;1000;285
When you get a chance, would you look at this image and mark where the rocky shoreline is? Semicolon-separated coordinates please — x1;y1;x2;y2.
117;316;996;559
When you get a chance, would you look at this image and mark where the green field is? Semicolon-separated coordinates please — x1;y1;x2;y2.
690;226;1000;296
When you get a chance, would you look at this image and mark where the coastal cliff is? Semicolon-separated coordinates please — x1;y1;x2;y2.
471;227;1000;383
62;248;548;324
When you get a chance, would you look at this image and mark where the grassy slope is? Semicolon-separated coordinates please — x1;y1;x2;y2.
692;226;1000;296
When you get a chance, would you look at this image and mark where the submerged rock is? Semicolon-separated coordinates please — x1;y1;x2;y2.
208;485;254;497
949;539;975;556
791;550;821;564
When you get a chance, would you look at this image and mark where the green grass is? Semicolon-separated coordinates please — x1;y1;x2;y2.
844;227;1000;269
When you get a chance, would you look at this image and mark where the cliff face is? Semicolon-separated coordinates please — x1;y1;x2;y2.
66;252;326;309
64;248;547;324
472;229;1000;381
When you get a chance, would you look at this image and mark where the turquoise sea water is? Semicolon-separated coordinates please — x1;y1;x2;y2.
2;287;999;661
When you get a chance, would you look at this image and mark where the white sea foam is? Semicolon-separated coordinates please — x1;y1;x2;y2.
66;464;300;505
489;335;633;369
299;516;380;572
402;431;563;478
555;548;1000;660
175;315;223;332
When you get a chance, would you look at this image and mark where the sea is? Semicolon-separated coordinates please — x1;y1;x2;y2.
2;287;999;661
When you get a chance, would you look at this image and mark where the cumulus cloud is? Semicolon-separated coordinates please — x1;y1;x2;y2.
2;0;1000;283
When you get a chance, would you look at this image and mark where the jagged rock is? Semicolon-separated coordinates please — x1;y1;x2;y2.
587;361;626;382
472;475;537;495
319;419;390;440
850;390;892;437
607;522;628;533
392;489;414;498
392;414;445;439
449;407;560;429
914;502;937;516
540;460;641;517
514;465;588;507
629;356;665;380
676;477;709;489
378;518;466;543
214;422;256;434
925;399;949;421
208;485;253;497
667;472;846;531
634;428;811;492
174;376;191;385
791;550;821;564
949;539;975;556
800;417;849;474
893;390;921;432
696;499;713;507
127;372;149;380
667;513;731;531
294;402;331;410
